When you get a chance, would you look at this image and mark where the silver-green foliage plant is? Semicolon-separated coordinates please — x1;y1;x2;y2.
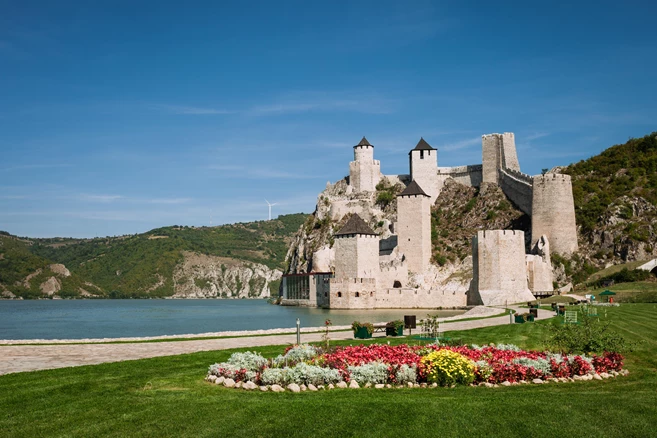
287;363;342;386
260;368;291;386
395;364;417;385
347;362;389;385
272;344;318;367
512;357;552;375
226;351;268;371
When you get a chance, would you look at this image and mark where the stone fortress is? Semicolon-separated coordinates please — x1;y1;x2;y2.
281;133;579;309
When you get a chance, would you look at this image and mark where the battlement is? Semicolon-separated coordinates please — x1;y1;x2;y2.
533;173;572;184
501;168;534;184
330;277;376;286
478;229;524;239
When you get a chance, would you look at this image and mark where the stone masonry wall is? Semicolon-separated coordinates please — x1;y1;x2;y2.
470;230;536;306
409;149;440;202
525;255;554;292
375;288;466;308
349;145;381;192
531;174;579;255
329;278;377;309
397;193;432;274
334;234;380;280
498;168;533;215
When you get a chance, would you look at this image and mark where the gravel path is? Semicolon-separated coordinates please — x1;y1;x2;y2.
0;307;554;376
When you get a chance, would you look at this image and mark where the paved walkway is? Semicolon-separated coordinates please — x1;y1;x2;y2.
0;307;554;376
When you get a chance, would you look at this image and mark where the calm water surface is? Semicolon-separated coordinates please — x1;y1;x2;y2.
0;299;464;340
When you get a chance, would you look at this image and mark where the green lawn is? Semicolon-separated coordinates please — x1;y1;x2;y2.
2;305;657;437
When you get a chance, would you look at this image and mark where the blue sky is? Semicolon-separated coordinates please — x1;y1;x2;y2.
1;0;656;238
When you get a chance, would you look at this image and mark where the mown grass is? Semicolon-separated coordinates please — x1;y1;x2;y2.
1;305;657;437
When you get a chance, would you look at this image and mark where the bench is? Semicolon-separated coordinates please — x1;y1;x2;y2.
372;324;387;334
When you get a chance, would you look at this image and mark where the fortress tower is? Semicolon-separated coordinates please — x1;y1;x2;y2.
333;214;380;279
349;137;381;192
531;174;579;255
482;133;520;184
409;138;440;202
330;214;379;309
397;181;432;273
470;230;536;306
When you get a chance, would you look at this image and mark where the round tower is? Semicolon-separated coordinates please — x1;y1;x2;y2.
409;138;439;202
349;137;381;192
531;173;579;256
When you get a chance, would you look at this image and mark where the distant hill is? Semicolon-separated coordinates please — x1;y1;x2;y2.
0;213;308;299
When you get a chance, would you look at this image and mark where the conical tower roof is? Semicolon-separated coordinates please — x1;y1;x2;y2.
354;136;373;148
412;137;436;151
335;214;377;236
398;180;430;197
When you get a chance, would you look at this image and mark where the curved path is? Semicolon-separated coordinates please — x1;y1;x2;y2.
0;307;554;376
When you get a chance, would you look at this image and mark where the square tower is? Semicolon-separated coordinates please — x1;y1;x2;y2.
397;180;432;274
333;214;380;279
408;138;439;202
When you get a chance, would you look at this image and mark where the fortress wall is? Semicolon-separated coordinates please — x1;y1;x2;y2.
329;199;367;221
354;144;374;162
329;278;376;309
397;194;432;273
525;255;554;292
437;165;483;188
378;265;409;290
470;230;535;306
531;174;579;255
498;168;533;215
375;287;466;308
349;160;381;192
382;174;411;187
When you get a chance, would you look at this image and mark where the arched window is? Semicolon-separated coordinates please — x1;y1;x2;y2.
337;292;342;298
355;292;360;297
651;267;657;278
393;280;402;288
370;292;373;297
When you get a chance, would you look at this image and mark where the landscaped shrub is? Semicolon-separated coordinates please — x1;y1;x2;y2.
394;364;418;385
260;368;290;386
420;350;475;386
547;312;632;354
347;363;389;385
224;351;268;371
273;344;319;366
287;362;342;386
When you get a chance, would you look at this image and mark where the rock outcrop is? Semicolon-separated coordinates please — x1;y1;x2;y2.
172;251;281;298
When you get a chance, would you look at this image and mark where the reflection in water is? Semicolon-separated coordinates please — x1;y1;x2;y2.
0;299;464;340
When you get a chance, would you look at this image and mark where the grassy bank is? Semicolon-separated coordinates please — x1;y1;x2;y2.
1;305;656;437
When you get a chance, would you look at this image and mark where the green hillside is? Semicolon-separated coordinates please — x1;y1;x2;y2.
565;132;657;233
1;213;307;299
0;234;89;299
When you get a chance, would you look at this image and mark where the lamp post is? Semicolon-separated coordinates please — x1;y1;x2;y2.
296;318;301;345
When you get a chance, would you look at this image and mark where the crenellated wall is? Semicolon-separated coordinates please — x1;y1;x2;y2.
498;168;533;215
375;287;466;308
329;278;377;309
437;164;483;189
349;144;381;192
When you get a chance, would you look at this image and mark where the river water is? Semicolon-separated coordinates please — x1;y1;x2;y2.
0;299;464;340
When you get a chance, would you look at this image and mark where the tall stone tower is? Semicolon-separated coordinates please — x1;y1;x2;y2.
470;230;536;306
482;133;520;184
531;174;579;255
349;137;381;192
409;138;439;202
397;180;432;274
333;214;380;279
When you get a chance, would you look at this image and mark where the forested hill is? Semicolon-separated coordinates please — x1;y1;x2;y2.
559;133;657;282
1;213;308;299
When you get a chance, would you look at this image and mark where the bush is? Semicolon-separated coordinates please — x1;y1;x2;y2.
547;311;632;354
347;363;389;385
394;364;418;385
420;350;475;386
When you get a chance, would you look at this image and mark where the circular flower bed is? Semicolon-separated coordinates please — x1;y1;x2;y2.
207;343;626;390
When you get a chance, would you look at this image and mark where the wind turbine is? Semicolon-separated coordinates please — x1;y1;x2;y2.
265;199;277;221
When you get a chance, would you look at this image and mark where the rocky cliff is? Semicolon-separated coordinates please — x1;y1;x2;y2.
172;252;281;298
